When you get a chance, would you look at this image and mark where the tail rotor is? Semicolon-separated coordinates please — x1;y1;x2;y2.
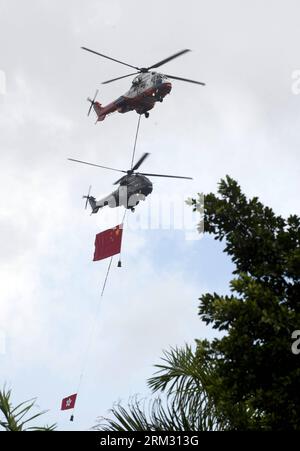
87;89;99;116
83;185;92;209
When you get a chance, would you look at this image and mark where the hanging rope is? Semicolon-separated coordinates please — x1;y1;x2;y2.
118;115;141;265
68;115;142;423
69;256;114;421
130;114;142;169
100;256;114;297
117;213;127;267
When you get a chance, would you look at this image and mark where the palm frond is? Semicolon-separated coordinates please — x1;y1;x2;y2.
96;394;223;431
95;345;230;431
148;345;214;402
0;386;56;431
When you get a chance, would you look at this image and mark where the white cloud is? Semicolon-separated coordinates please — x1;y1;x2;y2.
0;0;299;430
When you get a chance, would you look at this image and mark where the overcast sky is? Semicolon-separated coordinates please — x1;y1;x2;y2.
0;0;299;430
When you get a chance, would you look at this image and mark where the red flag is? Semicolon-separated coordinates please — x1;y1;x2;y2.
93;225;123;261
61;393;77;411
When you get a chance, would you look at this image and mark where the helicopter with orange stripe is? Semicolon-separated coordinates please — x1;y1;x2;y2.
82;47;205;121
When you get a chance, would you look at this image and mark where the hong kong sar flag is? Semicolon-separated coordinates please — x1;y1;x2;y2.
61;393;77;411
93;225;123;261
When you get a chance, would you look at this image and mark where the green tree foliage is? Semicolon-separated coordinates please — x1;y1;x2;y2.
190;175;300;430
98;176;300;431
95;346;226;431
0;387;56;431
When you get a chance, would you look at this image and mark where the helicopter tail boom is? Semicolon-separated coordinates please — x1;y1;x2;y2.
92;101;106;121
89;197;101;213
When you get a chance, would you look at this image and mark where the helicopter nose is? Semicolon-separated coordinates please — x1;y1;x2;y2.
145;183;153;195
162;81;172;93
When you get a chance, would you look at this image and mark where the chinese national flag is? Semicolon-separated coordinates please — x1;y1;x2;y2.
61;393;77;411
93;225;123;261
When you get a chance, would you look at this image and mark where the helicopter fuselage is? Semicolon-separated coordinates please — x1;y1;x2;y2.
69;151;192;214
91;174;153;213
93;73;172;121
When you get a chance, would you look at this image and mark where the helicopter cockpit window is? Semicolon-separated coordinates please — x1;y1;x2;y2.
132;76;141;86
153;74;163;84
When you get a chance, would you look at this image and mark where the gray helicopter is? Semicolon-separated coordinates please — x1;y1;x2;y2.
68;153;192;213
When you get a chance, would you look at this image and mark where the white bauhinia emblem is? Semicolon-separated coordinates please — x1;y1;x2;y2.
66;398;72;407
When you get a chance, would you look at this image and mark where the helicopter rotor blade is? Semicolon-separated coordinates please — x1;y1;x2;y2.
81;47;139;70
68;158;126;173
164;74;205;86
102;72;140;85
113;175;127;185
138;172;193;180
131;152;150;172
147;49;191;70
